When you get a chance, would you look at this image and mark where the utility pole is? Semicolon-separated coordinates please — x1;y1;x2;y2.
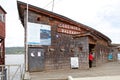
25;0;28;72
52;0;55;12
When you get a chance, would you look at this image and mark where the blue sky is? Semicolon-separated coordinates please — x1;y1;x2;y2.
0;0;120;47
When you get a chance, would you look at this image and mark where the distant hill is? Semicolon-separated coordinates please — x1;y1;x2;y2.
5;47;24;54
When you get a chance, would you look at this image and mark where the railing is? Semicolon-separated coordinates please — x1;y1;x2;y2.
0;64;24;80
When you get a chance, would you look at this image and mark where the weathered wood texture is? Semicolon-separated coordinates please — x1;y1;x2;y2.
0;7;6;65
23;9;113;71
0;7;5;37
24;11;90;70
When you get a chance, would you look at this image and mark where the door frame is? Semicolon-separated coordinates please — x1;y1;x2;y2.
28;47;45;72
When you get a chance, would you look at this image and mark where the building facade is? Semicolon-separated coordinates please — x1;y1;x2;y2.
0;6;6;65
109;44;120;61
17;1;112;72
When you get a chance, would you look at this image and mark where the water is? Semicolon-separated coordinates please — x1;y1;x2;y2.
5;54;24;80
5;54;24;65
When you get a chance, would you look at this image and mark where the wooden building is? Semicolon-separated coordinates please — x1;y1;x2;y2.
17;1;112;72
109;44;120;61
0;6;6;65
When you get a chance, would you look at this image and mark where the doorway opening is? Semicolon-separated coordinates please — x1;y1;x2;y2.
89;44;95;68
89;44;95;52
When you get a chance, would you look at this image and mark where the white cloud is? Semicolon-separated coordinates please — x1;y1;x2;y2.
1;0;120;47
0;0;24;47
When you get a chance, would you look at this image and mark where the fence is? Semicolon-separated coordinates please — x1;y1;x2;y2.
0;64;24;80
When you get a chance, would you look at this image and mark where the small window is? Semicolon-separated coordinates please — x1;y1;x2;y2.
0;14;2;21
37;17;40;21
0;39;2;42
0;13;5;22
79;47;82;51
70;48;74;52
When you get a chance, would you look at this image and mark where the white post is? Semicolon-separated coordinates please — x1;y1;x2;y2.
25;0;28;71
52;0;55;12
68;76;73;80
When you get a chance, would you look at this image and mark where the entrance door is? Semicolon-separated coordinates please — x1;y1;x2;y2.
89;44;96;67
28;47;44;72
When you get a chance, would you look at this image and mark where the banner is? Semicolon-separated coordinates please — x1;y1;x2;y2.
27;22;51;45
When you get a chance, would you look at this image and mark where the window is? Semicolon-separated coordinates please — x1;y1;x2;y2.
0;13;4;22
0;39;2;42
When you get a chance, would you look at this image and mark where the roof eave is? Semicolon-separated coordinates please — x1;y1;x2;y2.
0;6;7;14
17;1;111;42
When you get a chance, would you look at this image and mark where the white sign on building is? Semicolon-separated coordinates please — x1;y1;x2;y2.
27;22;51;45
70;57;79;68
118;53;120;60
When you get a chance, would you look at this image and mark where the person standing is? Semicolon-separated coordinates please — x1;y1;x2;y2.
89;52;94;68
